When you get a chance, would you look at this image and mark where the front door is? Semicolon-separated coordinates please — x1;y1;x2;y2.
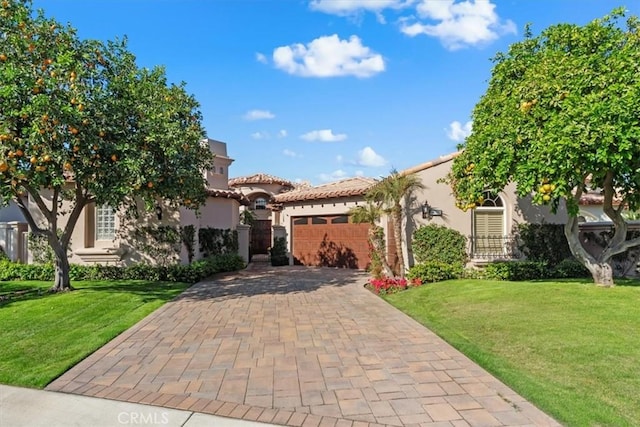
251;220;272;254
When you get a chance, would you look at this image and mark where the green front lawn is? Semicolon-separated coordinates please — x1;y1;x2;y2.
0;280;190;388
384;279;640;427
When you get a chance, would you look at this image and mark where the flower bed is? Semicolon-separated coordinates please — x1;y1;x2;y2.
367;276;422;295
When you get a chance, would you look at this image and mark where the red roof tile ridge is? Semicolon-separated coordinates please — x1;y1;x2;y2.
400;151;462;176
228;173;294;187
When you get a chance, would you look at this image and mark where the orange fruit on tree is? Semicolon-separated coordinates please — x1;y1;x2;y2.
111;154;117;161
43;154;51;162
69;126;78;134
16;149;23;157
0;53;6;61
30;156;37;164
147;182;153;188
0;162;8;172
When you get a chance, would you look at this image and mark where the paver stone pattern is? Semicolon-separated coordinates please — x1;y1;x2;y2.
47;265;560;427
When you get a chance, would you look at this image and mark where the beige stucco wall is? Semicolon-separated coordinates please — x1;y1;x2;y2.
405;158;568;267
26;189;240;265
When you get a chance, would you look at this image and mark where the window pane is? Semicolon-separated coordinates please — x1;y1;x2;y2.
254;198;267;210
96;205;115;240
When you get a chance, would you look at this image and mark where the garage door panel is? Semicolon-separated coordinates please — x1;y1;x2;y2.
292;215;370;269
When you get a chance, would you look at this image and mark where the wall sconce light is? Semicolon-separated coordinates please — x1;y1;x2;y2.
422;202;443;219
155;205;162;221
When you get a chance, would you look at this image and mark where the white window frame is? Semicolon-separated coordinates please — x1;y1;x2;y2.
253;197;267;210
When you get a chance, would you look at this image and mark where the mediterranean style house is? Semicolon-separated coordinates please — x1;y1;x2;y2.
1;138;250;265
401;152;568;267
228;173;295;256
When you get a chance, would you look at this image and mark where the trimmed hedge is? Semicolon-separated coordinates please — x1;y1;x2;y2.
551;258;591;279
407;261;463;283
412;224;467;265
0;253;246;284
483;261;550;281
482;258;591;281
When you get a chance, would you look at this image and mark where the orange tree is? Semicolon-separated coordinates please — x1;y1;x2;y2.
0;0;214;291
447;9;640;286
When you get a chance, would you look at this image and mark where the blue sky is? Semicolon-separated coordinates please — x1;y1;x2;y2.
32;0;639;185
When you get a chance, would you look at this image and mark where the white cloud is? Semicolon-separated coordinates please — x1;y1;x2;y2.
309;0;410;15
243;109;275;121
336;154;344;163
401;0;516;50
251;131;269;140
319;169;349;182
278;129;288;138
283;149;300;157
446;120;472;141
356;146;387;167
273;34;385;78
300;129;347;142
255;52;268;64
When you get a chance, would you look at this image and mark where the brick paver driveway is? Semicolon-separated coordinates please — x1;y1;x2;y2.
47;265;559;427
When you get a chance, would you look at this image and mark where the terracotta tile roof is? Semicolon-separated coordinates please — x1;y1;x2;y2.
273;177;377;203
206;188;250;205
228;173;295;188
400;151;462;176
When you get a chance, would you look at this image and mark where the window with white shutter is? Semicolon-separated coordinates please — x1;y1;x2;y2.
472;192;505;257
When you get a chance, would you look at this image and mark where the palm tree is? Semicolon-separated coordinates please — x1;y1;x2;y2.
349;202;394;278
366;169;425;277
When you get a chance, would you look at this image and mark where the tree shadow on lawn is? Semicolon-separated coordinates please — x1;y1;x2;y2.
0;280;187;309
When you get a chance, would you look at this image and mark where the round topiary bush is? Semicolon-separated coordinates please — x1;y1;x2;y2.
412;224;467;265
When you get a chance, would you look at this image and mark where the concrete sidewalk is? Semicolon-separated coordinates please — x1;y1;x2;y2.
0;384;277;427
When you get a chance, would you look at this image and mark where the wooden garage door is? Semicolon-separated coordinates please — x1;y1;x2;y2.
292;215;370;269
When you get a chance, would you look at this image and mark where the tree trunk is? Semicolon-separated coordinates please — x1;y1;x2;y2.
50;241;73;292
564;216;615;287
392;210;405;277
587;262;614;287
369;228;394;278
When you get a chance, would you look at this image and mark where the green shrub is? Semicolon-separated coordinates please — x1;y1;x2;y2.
483;261;549;281
407;261;463;283
180;225;196;263
269;237;289;266
412;224;467;265
516;223;571;267
0;253;246;284
551;258;591;279
198;228;238;257
0;260;54;281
